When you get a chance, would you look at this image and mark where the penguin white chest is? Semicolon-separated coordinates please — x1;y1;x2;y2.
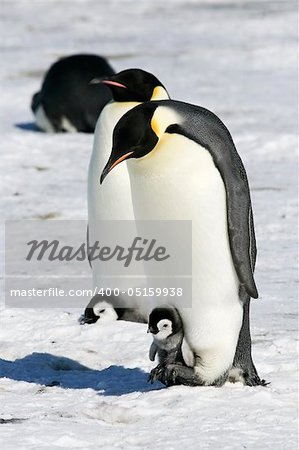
34;105;55;133
88;101;139;291
88;101;139;222
128;133;243;381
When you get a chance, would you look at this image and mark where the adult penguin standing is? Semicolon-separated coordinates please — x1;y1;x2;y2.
84;69;169;324
100;100;266;387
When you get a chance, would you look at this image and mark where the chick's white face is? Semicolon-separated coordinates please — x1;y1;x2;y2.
154;319;173;341
93;301;118;323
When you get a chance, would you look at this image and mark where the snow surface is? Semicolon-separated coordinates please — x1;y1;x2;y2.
0;0;297;449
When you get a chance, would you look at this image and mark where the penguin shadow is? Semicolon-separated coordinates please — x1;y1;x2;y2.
14;122;41;132
0;352;163;396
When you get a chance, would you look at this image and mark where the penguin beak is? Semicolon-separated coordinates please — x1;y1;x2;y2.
101;80;127;89
147;326;156;334
79;315;97;325
89;79;127;89
100;151;134;184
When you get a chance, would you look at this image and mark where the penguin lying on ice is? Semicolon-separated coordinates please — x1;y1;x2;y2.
31;54;114;133
80;295;146;325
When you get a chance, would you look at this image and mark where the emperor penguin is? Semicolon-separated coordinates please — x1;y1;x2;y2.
80;294;147;325
100;100;265;387
31;54;115;132
147;306;191;386
87;69;169;324
79;298;119;324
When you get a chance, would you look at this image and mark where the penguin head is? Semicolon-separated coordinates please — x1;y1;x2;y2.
81;299;118;324
148;306;183;341
100;102;181;183
99;69;168;102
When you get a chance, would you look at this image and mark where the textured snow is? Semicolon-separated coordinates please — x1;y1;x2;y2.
0;0;297;449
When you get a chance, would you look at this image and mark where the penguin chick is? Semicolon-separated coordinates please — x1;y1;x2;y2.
148;306;186;384
79;298;118;324
80;295;147;325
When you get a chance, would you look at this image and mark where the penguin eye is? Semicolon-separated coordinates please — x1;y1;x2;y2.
99;309;105;314
163;324;168;328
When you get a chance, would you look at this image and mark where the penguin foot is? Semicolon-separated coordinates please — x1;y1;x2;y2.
150;364;202;387
229;367;269;387
151;364;179;387
162;365;179;387
78;314;89;325
243;371;270;387
148;364;165;384
148;363;181;386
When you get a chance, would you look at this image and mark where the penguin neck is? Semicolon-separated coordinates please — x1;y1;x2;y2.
151;105;182;139
91;99;139;170
112;100;140;110
150;86;169;101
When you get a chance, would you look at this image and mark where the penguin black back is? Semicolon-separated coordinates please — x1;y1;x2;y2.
31;54;115;133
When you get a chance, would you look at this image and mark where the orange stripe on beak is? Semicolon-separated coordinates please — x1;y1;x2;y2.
100;151;134;184
109;151;134;172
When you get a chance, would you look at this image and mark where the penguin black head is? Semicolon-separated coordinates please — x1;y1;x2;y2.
100;102;162;183
98;69;168;103
100;101;181;183
148;306;183;341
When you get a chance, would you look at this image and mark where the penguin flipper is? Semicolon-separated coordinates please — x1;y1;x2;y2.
197;120;258;299
202;142;259;299
223;164;258;299
199;120;258;299
149;342;158;361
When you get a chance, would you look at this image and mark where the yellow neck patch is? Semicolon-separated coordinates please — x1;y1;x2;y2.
151;115;162;138
150;106;182;139
151;86;169;101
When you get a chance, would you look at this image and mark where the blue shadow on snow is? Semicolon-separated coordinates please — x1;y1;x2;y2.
0;352;163;396
14;122;41;132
